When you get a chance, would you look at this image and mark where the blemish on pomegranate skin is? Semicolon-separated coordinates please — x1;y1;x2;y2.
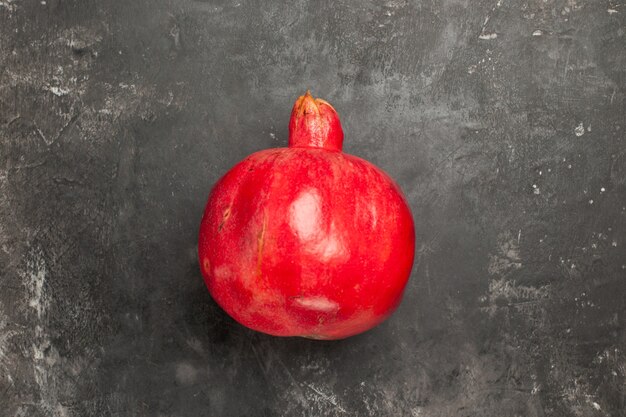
202;258;211;274
218;207;231;232
256;214;267;278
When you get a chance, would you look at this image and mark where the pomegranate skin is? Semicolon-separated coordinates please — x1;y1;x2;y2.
198;93;415;339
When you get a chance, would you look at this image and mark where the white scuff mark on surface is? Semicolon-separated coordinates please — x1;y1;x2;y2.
478;0;504;40
63;26;103;52
562;378;608;416
607;9;618;14
305;383;347;413
0;0;17;12
22;246;66;415
27;248;48;320
385;0;406;9
532;381;541;394
479;33;498;40
118;82;137;92
411;407;424;416
484;277;550;310
533;30;543;36
175;363;199;385
481;232;552;317
0;305;17;387
488;232;522;275
186;337;204;354
574;122;585;136
46;86;70;97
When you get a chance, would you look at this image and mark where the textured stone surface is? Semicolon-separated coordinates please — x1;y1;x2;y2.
1;0;624;416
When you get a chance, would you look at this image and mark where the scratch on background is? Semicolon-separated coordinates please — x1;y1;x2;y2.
21;246;68;417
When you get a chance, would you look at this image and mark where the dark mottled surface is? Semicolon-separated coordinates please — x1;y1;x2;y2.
1;0;625;416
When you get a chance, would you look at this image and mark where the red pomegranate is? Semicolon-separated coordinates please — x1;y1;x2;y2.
198;91;415;339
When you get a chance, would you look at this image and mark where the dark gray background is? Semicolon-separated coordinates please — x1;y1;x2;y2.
1;0;625;416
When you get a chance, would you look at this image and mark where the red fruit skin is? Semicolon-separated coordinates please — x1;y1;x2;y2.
198;93;415;340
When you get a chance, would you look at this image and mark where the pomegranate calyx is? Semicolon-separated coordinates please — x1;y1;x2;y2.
288;91;344;151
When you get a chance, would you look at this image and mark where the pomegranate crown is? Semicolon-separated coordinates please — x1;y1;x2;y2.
288;90;344;151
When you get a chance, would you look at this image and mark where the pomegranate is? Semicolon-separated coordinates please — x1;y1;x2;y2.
198;91;415;339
